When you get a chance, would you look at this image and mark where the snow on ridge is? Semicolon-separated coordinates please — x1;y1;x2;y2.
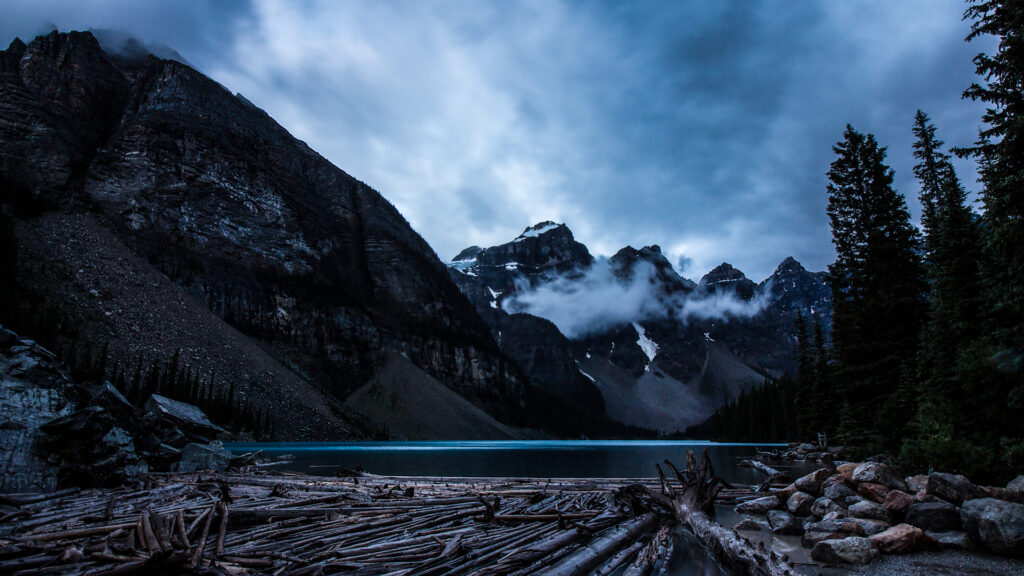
448;258;477;270
514;222;561;242
575;361;598;383
632;322;658;362
487;287;502;299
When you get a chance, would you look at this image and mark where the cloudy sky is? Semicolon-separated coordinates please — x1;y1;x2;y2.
2;0;994;280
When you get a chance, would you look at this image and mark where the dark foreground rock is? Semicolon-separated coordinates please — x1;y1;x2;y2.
927;471;989;506
868;523;933;554
811;536;879;564
960;498;1024;557
0;324;232;489
906;501;962;532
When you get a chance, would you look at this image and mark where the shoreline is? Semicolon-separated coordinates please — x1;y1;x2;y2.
2;457;1024;573
3;467;1021;575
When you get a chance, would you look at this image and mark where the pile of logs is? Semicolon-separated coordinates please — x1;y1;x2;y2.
0;451;799;575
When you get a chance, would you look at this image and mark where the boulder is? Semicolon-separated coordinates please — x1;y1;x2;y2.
734;518;763;531
794;468;832;496
825;482;858;503
926;472;988;506
94;427;148;485
926;530;973;550
846;518;891;536
768;510;803;535
984;486;1024;505
857;482;890;504
959;497;1024;556
1008;476;1024;493
771;484;798;503
822;473;850;489
851;462;908;492
882;490;914;515
39;406;114;439
906;475;928;493
869;523;933;554
803;527;850;548
174;441;232;473
811;496;845;518
0;326;17;348
144;394;224;439
837;462;859;482
849;500;890;522
788;491;815;516
93;382;133;417
735;495;780;515
906;501;962;532
811;537;878;564
806;517;866;537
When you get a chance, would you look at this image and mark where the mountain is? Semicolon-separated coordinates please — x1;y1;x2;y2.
0;31;533;440
448;222;831;434
448;222;611;436
700;263;758;300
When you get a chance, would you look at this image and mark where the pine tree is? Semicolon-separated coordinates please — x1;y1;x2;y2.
911;112;985;409
794;309;815;438
958;0;1024;474
826;125;928;454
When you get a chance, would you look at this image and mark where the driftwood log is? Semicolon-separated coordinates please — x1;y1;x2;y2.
661;449;800;576
0;459;797;575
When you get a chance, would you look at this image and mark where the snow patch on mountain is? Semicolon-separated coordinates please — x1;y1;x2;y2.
632;322;658;362
514;222;561;242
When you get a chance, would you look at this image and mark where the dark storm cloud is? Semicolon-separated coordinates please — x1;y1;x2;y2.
0;0;993;280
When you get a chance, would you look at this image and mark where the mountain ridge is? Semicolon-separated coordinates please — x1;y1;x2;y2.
0;30;534;439
448;220;832;433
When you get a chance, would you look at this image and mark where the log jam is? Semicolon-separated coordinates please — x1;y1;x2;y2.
0;453;797;575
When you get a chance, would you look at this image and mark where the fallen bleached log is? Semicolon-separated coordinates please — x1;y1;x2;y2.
665;449;800;576
539;512;660;576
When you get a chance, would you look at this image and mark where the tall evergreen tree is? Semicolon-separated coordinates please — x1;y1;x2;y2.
958;0;1024;473
904;112;988;474
961;0;1024;348
793;309;816;438
826;125;927;454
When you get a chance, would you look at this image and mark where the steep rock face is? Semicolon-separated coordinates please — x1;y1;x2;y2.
447;223;608;435
0;31;526;437
0;327;73;491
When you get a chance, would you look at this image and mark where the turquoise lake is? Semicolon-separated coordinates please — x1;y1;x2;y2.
224;440;812;484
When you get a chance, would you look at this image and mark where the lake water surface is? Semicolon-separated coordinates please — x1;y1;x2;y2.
225;440;812;484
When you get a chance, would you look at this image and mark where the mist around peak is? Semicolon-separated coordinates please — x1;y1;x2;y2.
502;258;771;338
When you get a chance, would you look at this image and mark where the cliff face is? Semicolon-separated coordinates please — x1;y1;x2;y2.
0;31;526;439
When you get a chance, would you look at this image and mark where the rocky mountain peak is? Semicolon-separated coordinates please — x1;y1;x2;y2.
700;263;757;300
762;256;831;315
514;221;565;241
701;262;747;284
773;256;804;275
452;246;483;262
609;245;696;294
466;221;592;272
